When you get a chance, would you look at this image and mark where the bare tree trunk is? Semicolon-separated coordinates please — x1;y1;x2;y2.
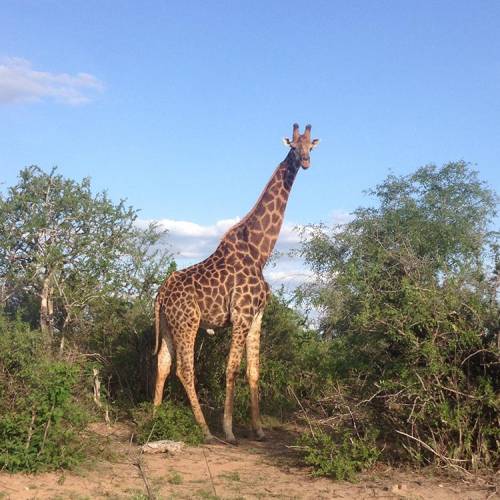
48;286;54;324
0;279;6;307
59;303;72;354
40;274;53;335
93;368;111;425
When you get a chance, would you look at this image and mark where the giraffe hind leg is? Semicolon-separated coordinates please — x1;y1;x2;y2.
174;320;214;442
153;312;174;406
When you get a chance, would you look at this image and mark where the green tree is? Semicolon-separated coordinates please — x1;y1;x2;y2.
0;166;173;349
299;161;499;470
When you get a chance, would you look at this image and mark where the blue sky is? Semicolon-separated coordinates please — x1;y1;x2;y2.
1;1;499;282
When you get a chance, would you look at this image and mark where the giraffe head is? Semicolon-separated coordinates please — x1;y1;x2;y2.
283;123;319;169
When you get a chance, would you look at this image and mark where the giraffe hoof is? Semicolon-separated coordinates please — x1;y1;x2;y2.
225;435;238;445
204;434;216;444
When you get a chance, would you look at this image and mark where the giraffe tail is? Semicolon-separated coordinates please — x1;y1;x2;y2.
152;296;161;356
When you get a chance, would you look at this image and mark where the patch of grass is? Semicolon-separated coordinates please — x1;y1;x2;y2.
126;491;149;500
196;490;220;500
218;471;240;482
168;471;184;485
132;402;204;446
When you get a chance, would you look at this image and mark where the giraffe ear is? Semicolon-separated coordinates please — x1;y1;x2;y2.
283;137;293;147
311;138;320;148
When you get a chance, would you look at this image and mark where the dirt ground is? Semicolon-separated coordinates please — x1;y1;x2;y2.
0;423;497;500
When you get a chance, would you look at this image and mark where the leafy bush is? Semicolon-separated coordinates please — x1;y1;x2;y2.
132;402;204;445
298;428;380;481
0;314;89;472
299;162;499;472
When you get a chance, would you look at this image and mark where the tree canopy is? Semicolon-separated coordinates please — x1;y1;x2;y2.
0;166;173;344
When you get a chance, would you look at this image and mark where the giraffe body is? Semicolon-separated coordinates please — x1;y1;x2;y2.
153;124;319;442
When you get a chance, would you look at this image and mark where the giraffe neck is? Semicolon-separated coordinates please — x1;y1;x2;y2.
221;150;300;268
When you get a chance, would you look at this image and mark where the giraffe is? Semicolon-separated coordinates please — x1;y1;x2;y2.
153;123;319;443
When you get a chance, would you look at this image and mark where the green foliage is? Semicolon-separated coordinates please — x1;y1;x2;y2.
299;162;499;471
260;292;334;412
0;165;173;342
0;314;89;472
132;402;204;445
168;471;184;484
1;166;176;412
82;260;177;408
298;428;380;481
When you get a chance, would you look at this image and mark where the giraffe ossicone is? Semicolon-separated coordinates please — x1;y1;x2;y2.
153;124;319;443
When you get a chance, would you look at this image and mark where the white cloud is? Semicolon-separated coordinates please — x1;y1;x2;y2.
265;263;315;287
143;217;241;260
331;209;353;226
144;216;304;262
155;217;240;239
140;210;353;288
0;57;104;105
139;213;350;289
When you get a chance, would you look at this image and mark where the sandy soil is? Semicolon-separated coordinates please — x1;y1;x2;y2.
0;422;497;499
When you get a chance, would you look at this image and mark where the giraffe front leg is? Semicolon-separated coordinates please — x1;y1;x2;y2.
223;323;248;444
246;310;265;441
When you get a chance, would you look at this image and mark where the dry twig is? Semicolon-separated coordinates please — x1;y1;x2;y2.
288;385;316;438
395;430;472;476
203;448;217;498
135;456;155;500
